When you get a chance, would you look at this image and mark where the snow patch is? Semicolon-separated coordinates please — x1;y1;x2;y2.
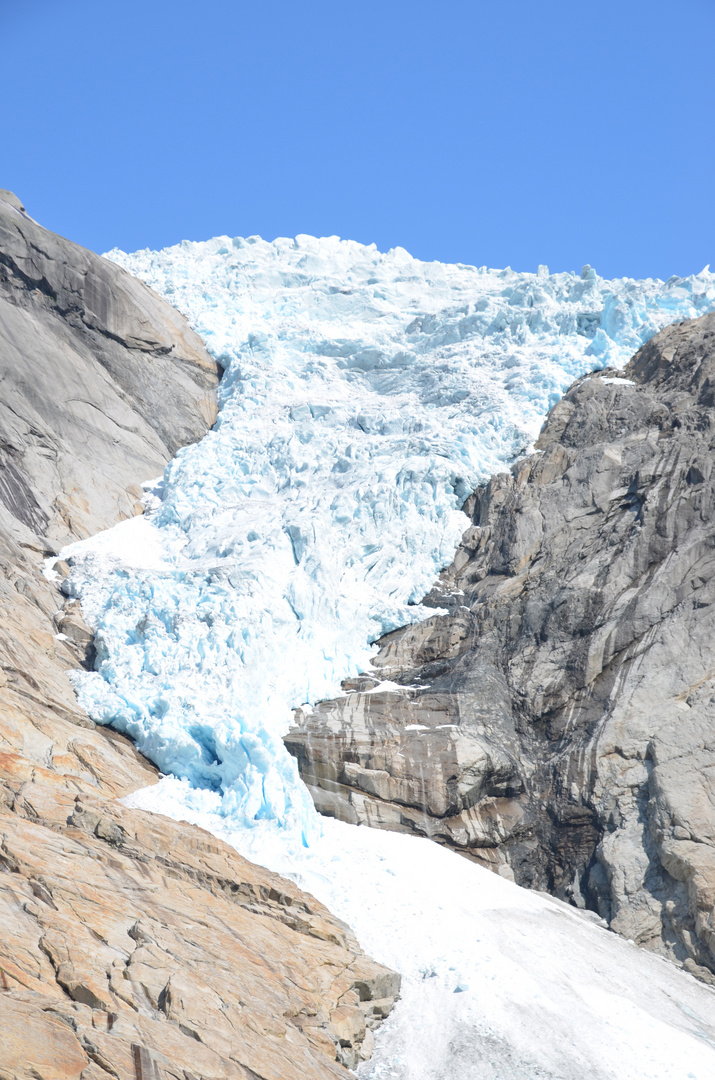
124;779;715;1079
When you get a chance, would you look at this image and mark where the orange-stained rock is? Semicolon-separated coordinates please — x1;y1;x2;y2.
0;996;89;1080
0;764;399;1078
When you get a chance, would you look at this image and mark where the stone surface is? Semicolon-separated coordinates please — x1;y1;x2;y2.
286;311;715;977
0;186;219;820
0;193;398;1078
0;757;397;1079
0;188;220;552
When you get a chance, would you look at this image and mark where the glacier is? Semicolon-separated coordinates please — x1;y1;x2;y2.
59;236;715;1078
64;236;715;839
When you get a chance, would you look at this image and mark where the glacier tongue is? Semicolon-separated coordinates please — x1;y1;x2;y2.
61;236;715;1078
66;235;715;838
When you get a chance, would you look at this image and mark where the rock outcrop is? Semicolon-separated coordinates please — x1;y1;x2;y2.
286;311;715;982
0;191;399;1078
0;753;399;1079
0;188;219;551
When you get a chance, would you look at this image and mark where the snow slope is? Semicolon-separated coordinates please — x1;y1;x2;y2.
125;778;715;1080
61;236;715;1076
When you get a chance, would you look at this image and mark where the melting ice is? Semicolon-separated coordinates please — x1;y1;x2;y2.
62;237;715;1077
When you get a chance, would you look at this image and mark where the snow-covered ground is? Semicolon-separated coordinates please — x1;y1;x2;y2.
61;237;715;1076
125;778;715;1080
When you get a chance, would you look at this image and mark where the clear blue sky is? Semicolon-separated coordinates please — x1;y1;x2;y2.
3;0;714;279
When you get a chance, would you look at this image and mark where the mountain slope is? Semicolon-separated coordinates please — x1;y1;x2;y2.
43;227;715;1077
287;311;715;982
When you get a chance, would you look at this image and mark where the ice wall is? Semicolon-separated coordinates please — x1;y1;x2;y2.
65;235;715;842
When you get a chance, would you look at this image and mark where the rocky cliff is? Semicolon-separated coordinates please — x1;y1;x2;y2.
0;191;398;1079
0;188;218;551
287;311;715;983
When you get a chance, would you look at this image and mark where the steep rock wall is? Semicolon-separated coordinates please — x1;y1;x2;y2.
287;311;715;983
0;188;219;550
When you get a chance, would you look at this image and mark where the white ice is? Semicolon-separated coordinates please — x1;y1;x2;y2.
60;236;715;1076
67;237;715;839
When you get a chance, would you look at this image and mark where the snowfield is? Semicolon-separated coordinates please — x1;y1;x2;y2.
62;235;715;1076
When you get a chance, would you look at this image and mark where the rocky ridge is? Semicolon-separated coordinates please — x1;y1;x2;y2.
0;759;399;1079
0;191;398;1079
286;311;715;982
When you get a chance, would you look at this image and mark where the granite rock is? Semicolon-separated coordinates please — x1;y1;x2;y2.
286;312;715;976
0;187;220;552
0;755;398;1079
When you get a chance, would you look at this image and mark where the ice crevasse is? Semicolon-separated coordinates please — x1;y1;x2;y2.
63;235;715;843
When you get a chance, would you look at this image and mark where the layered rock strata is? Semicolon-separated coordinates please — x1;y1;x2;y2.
286;311;715;980
0;191;398;1078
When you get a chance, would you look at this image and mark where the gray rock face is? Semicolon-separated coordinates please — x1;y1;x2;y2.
286;312;715;979
0;188;220;555
0;187;222;721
